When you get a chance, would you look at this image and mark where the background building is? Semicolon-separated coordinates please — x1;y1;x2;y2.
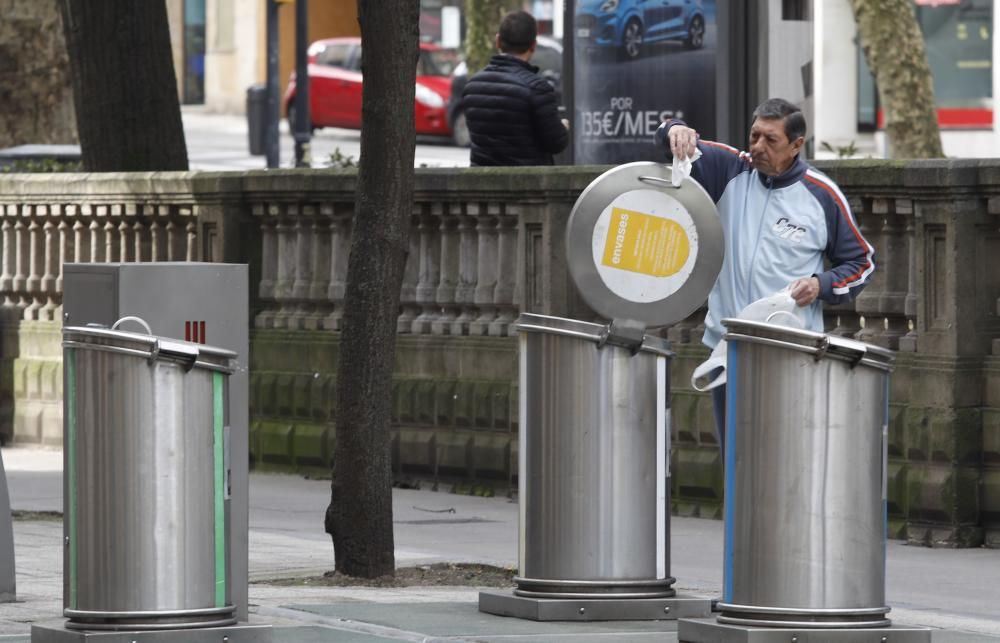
814;0;995;158
164;0;995;159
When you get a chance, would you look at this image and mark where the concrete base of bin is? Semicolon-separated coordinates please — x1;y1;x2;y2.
678;617;932;642
478;589;711;621
31;622;272;642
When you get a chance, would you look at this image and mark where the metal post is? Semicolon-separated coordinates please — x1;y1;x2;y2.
0;451;15;603
293;0;311;167
265;0;280;169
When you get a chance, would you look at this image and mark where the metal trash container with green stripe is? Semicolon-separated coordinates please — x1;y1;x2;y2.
62;322;236;631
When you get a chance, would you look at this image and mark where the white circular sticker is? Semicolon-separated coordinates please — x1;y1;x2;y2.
591;189;699;304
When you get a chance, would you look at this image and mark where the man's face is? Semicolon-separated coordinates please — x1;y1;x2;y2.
748;117;804;176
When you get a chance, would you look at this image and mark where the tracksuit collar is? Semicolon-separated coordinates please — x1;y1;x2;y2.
756;154;807;189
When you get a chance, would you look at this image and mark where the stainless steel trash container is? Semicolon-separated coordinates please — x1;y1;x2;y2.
515;313;673;599
718;319;895;628
62;325;237;631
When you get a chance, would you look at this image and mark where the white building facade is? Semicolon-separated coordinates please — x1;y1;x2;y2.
814;0;997;158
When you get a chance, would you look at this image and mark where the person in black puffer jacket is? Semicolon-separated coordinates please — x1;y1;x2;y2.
462;11;569;166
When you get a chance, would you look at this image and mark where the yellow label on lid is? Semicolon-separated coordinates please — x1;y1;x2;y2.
601;207;690;277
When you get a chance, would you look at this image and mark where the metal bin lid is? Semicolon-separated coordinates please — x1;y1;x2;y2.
515;313;673;357
722;318;895;372
565;161;724;329
63;325;237;374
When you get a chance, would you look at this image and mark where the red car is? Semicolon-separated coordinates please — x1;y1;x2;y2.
283;37;459;137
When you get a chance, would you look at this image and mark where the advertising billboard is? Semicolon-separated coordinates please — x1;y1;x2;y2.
572;0;718;164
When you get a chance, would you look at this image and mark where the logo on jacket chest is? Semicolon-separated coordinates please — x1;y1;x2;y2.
772;217;807;243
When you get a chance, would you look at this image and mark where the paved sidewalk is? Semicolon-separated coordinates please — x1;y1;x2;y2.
1;446;998;642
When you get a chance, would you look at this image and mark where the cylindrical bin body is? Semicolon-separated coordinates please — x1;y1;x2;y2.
516;313;674;599
62;326;237;631
718;319;895;628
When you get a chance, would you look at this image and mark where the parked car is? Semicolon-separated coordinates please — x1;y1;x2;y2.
575;0;705;60
283;37;460;137
446;36;564;148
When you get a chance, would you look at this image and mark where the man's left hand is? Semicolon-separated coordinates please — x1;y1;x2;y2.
789;277;820;306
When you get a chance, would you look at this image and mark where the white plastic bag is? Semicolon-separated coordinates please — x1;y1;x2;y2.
690;289;806;391
671;148;703;187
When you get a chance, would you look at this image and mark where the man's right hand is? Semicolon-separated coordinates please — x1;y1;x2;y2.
668;124;699;160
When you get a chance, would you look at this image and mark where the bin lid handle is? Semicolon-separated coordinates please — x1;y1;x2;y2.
154;338;199;372
111;315;153;335
598;318;647;354
824;335;868;368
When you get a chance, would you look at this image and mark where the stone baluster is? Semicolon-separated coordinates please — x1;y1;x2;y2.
118;219;130;263
854;198;887;346
396;210;422;333
272;210;297;329
876;202;909;349
450;207;479;336
24;216;42;319
469;204;499;335
667;307;704;345
186;219;198;261
323;208;352;331
72;219;85;264
430;204;461;335
57;221;69;292
899;200;919;352
488;204;519;336
0;216;16;310
827;302;863;337
103;220;116;262
411;205;442;334
88;216;102;263
150;211;165;262
290;207;315;330
122;203;138;261
165;220;178;261
132;220;144;263
255;205;279;329
13;219;28;313
41;219;58;320
304;206;333;331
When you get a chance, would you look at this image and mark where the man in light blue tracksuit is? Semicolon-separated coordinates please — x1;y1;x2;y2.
654;98;876;455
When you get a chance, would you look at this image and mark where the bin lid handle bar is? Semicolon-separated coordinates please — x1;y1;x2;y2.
111;316;153;335
598;318;647;354
825;335;868;368
637;175;681;190
155;338;200;372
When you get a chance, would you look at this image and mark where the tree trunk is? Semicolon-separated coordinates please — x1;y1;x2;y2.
59;0;188;171
850;0;943;158
0;0;76;148
463;0;520;75
324;0;419;579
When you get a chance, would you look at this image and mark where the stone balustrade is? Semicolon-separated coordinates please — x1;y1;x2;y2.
0;161;998;547
0;173;202;444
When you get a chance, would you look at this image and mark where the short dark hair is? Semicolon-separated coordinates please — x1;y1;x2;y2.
752;98;806;142
498;11;537;54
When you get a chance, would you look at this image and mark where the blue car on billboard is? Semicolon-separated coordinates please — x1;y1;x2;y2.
575;0;706;60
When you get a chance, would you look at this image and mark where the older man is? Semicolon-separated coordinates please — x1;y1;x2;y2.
655;98;876;454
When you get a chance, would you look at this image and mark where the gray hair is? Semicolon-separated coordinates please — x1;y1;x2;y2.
752;98;806;142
